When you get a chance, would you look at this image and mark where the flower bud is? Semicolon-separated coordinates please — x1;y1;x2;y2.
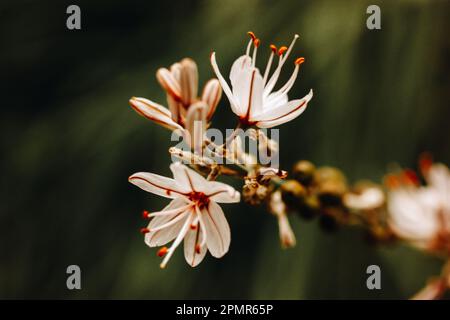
314;166;347;185
280;179;306;210
314;167;348;206
297;194;320;220
292;160;316;185
243;180;270;205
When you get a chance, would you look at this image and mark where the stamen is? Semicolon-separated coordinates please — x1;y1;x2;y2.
247;31;257;41
142;210;150;219
384;174;400;189
160;212;194;269
263;46;276;85
252;41;259;67
278;46;288;56
146;203;193;218
419;152;433;175
270;44;277;53
253;38;260;47
295;57;305;65
190;224;197;230
264;34;300;96
281;34;300;64
245;39;252;56
195;244;201;254
402;169;419;186
157;247;168;257
140;227;150;234
149;210;190;233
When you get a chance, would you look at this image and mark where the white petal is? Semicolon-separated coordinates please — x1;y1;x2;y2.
388;189;439;243
210;52;241;116
202;201;231;258
202;79;222;120
232;68;264;121
263;92;288;111
156;68;181;100
255;89;313;128
184;224;207;267
128;172;189;199
206;181;240;203
170;62;182;82
230;55;252;87
170;162;207;192
129;97;184;131
160;211;194;268
145;198;190;247
166;94;182;123
179;58;198;105
185;102;207;154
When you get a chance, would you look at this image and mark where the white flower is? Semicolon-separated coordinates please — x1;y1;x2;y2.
343;186;385;211
269;190;296;248
387;163;450;253
129;162;240;268
211;32;313;128
129;58;221;131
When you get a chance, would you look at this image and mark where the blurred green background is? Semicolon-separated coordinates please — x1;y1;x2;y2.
1;0;449;299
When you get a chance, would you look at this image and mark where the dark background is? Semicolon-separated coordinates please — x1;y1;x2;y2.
1;0;449;299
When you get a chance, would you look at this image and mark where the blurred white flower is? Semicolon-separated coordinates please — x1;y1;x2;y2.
211;31;313;128
343;186;385;211
129;162;240;268
269;190;296;248
387;162;450;253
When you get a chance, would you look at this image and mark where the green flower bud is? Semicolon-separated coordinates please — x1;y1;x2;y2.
292;160;316;185
314;166;347;185
314;167;348;206
297;194;320;220
280;179;306;210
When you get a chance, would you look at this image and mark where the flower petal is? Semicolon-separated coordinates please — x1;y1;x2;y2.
232;68;264;121
156;67;182;100
129;97;184;131
145;199;191;247
128;171;189;199
202;79;222;120
255;89;313;128
206;181;240;203
185;102;207;154
184;224;207;267
210;52;240;116
229;55;252;87
202;201;231;258
169;162;207;192
179;58;198;106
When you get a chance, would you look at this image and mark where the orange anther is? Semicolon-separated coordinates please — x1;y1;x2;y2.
270;44;277;53
157;247;168;257
402;169;419;186
278;46;288;56
247;31;257;41
253;38;260;47
419;152;433;174
140;227;150;234
384;174;400;189
295;57;305;65
142;210;150;219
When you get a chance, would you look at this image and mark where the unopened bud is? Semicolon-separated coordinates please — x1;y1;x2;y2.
292;160;316;185
280;180;306;210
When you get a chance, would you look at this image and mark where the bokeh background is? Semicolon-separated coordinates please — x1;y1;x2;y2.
1;0;449;299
